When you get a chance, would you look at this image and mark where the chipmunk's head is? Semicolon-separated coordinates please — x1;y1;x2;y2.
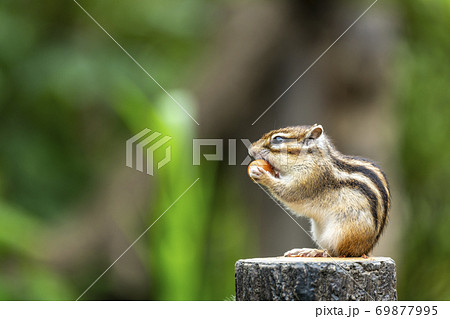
249;124;327;179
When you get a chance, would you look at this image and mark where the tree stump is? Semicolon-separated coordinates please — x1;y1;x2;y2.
235;257;397;301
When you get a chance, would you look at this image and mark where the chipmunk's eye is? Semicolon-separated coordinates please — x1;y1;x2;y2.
271;136;285;144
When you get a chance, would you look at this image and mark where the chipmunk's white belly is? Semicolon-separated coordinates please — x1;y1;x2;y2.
310;219;342;254
284;201;343;254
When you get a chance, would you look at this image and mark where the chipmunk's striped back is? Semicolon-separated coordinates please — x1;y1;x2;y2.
326;146;391;245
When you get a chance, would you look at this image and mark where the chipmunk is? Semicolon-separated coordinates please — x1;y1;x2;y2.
248;124;391;257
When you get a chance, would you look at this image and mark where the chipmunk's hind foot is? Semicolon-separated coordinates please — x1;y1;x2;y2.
284;248;330;257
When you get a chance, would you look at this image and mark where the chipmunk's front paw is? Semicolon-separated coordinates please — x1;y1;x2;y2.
248;165;274;185
284;248;330;257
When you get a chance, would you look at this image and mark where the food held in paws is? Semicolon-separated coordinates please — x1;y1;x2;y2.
247;159;273;177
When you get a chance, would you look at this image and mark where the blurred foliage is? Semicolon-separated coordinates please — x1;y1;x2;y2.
396;0;450;300
0;0;255;300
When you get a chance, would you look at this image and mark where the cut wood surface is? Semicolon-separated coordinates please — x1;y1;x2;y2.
235;257;397;301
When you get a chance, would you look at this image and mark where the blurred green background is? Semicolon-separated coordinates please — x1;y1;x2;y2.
0;0;449;300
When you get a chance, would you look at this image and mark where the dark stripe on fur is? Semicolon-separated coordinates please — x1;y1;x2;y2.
329;152;390;236
341;179;379;229
344;155;391;241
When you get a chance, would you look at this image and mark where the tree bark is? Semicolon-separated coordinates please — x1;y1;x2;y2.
235;257;397;301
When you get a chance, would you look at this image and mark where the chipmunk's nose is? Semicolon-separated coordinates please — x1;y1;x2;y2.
248;145;263;159
248;145;256;158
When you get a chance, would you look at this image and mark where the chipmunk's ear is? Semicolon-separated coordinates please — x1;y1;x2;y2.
306;124;323;139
